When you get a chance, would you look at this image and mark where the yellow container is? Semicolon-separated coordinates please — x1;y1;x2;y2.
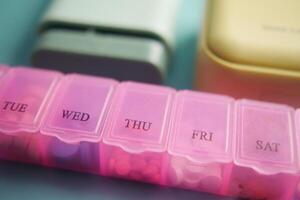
196;0;300;107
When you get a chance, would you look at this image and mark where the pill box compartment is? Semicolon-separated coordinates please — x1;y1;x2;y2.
0;67;62;164
168;91;234;195
229;100;299;199
40;74;117;174
101;82;175;184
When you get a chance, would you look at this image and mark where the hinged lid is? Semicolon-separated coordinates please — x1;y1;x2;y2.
0;67;62;134
41;74;117;143
103;82;175;153
169;91;234;164
235;99;299;175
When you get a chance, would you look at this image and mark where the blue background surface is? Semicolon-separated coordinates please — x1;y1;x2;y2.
0;0;234;199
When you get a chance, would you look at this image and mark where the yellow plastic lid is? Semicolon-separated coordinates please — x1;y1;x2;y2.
206;0;300;71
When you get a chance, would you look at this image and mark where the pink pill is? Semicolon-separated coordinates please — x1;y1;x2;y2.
115;158;130;176
149;159;160;167
142;164;159;177
109;158;116;170
113;149;129;161
148;174;161;183
131;158;147;171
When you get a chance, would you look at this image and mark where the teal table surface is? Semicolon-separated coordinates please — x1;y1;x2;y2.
0;0;234;199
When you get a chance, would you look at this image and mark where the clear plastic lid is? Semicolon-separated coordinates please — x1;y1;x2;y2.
0;67;62;134
103;82;175;153
169;91;234;163
41;74;118;143
235;99;299;175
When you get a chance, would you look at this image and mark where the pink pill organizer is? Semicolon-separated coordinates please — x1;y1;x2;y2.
0;65;299;200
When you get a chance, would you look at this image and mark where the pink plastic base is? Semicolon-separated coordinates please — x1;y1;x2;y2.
100;145;168;185
0;132;41;164
0;66;299;199
167;156;233;195
229;165;299;200
39;136;100;174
